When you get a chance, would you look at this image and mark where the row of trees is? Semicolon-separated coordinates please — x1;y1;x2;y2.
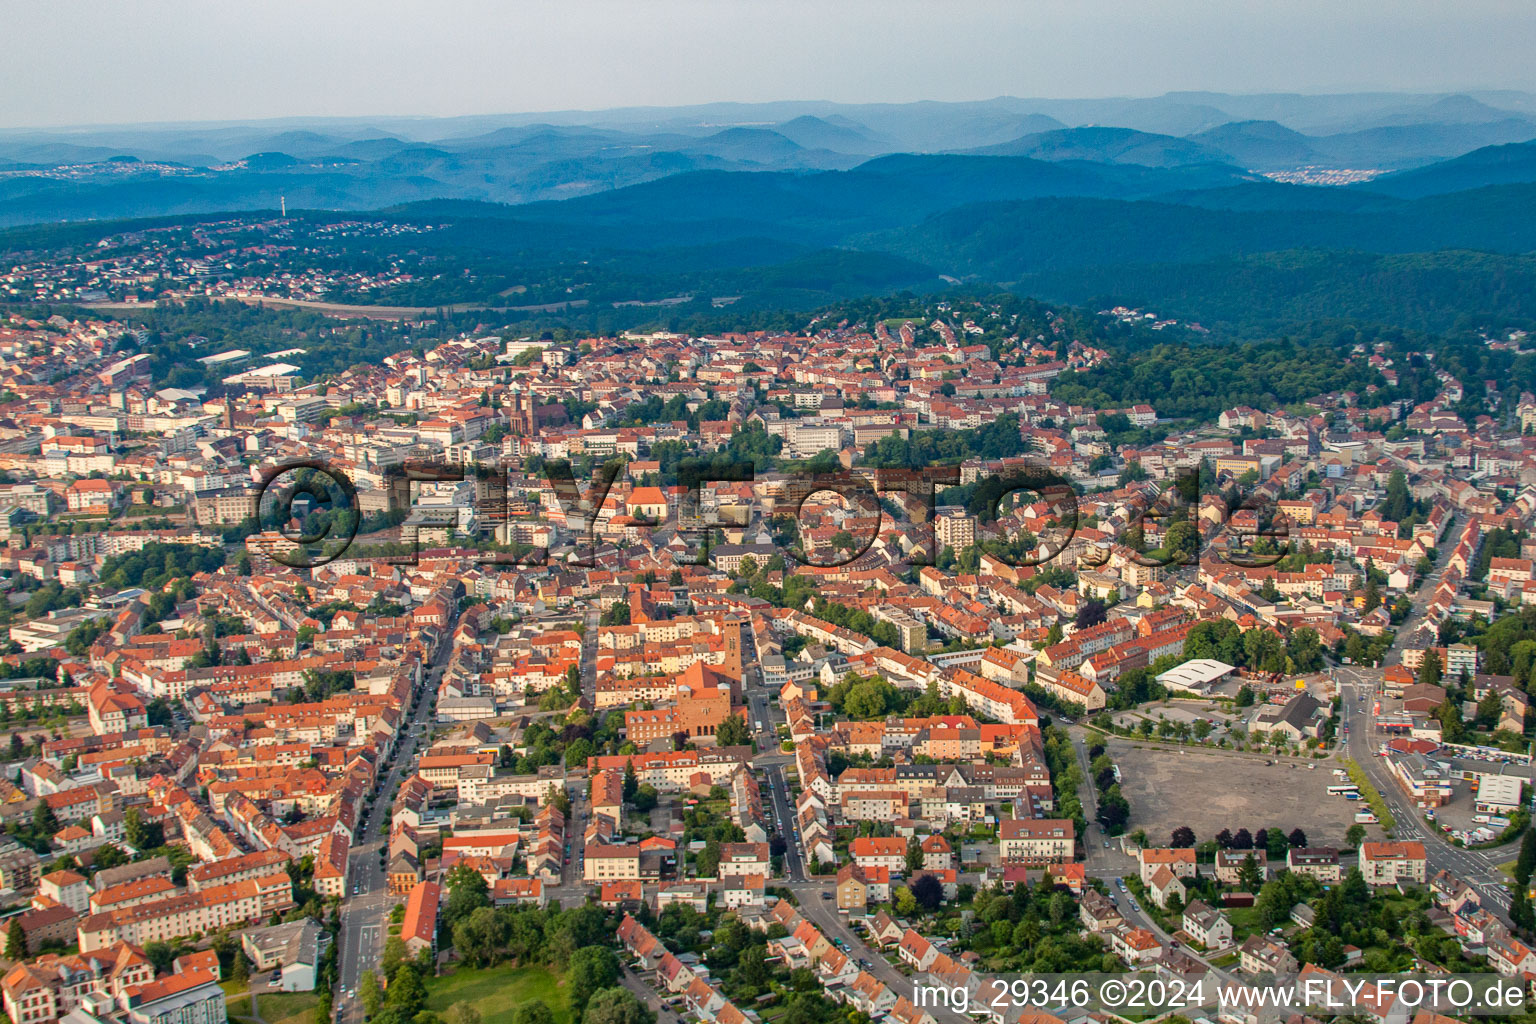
1511;829;1536;933
1087;743;1129;834
1183;619;1325;676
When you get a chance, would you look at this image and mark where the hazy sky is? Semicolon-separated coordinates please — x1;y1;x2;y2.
5;0;1536;128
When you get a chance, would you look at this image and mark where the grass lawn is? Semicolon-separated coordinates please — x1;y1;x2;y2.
226;993;256;1024
426;966;570;1024
1226;906;1264;942
256;991;321;1024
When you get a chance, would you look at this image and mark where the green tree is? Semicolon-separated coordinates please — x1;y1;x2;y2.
360;971;383;1018
1363;576;1381;613
1512;886;1535;934
1436;698;1466;743
906;835;923;874
5;918;24;959
715;715;751;748
581;988;654;1024
566;946;620;1018
1419;648;1443;687
1237;852;1262;893
452;906;506;967
144;942;177;973
1345;824;1366;849
1515;828;1536;885
381;936;410;983
442;863;490;928
93;844;128;870
1382;469;1413;523
696;840;720;878
384;972;425;1019
1287;627;1324;673
32;801;58;838
1476;688;1503;730
511;1004;556;1024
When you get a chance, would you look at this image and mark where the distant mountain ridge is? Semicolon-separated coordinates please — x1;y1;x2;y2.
963;126;1233;168
2;90;1535;224
8;92;1536;335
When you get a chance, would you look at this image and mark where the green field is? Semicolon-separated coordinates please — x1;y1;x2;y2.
226;994;256;1024
425;966;570;1024
1225;906;1264;942
255;991;322;1024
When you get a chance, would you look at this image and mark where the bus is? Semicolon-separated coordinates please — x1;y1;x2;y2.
1327;784;1360;796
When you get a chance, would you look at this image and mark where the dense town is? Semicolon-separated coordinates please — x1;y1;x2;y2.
0;273;1528;1024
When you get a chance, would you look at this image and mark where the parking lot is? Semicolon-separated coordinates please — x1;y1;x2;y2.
1109;740;1367;847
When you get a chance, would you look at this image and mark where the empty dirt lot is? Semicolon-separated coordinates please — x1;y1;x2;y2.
1109;739;1367;848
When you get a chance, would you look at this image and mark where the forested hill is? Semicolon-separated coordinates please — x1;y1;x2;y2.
12;130;1536;335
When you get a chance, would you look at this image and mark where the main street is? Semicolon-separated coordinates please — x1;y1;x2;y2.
545;604;600;906
1380;513;1455;667
1330;512;1515;920
764;762;804;881
1335;667;1514;918
334;631;450;1023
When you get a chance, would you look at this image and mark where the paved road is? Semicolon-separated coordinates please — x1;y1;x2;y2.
1326;519;1515;921
748;689;776;748
544;604;600;907
1104;875;1237;986
620;966;684;1024
1068;728;1137;877
579;605;599;699
1381;513;1455;667
1336;666;1513;919
764;762;805;881
790;885;971;1024
335;636;448;1022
